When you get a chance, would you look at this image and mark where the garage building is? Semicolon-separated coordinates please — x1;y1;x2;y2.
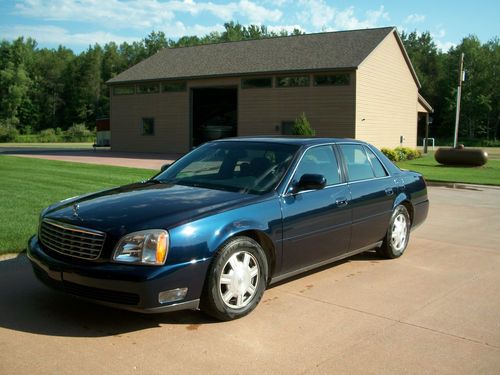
107;26;432;153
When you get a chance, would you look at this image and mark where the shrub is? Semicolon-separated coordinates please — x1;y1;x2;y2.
292;113;315;136
381;147;400;162
395;146;421;160
65;123;94;142
382;147;421;162
38;128;58;142
0;120;20;142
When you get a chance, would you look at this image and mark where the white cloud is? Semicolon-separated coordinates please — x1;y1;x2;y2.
404;13;426;24
297;0;335;29
435;40;455;51
335;6;389;30
296;2;389;31
0;24;138;46
13;0;283;29
267;24;305;34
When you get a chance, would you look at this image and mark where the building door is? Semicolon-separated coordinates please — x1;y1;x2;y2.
191;87;238;147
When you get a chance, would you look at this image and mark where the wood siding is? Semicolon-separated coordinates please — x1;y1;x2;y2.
110;88;189;153
356;32;419;148
110;74;356;153
239;73;356;139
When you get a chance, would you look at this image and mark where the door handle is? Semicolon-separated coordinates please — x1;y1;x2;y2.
385;188;394;196
336;197;348;207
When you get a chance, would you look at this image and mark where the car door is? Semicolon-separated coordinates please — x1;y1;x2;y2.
280;145;351;275
339;143;395;250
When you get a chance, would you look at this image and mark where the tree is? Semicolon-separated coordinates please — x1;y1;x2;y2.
293;113;315;136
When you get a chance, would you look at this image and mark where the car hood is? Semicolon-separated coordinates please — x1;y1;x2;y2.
43;181;257;234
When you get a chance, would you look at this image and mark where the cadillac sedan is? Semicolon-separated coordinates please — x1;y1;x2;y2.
28;137;428;320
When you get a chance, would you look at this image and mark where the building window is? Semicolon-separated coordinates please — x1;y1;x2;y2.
137;83;159;94
281;121;294;135
241;77;273;89
113;86;135;95
276;76;310;88
141;118;155;136
163;81;187;92
314;73;350;86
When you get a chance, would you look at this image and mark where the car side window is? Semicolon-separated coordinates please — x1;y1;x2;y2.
340;144;376;181
364;146;388;178
293;145;340;186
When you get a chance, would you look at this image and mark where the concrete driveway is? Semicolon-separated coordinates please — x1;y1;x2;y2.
0;147;180;170
0;184;499;374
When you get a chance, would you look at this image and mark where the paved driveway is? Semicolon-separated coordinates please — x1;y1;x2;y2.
0;185;499;374
0;147;180;170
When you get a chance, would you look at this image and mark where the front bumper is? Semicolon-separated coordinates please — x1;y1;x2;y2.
27;235;210;313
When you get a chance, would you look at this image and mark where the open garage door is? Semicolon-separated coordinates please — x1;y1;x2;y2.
191;87;237;147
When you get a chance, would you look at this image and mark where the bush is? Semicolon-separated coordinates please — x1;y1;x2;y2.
0;120;20;142
293;113;315;136
65;123;94;142
38;128;58;142
382;147;421;162
381;147;400;162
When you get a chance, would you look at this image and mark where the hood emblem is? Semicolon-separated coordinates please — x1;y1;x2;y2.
72;203;81;218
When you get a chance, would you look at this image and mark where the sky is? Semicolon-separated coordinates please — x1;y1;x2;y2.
0;0;498;53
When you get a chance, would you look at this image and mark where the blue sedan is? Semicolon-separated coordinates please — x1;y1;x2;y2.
28;137;429;320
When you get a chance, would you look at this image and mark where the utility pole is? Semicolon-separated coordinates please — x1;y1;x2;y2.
453;53;465;148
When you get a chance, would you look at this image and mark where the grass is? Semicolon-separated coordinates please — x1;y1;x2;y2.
0;155;153;254
0;142;94;149
397;149;500;186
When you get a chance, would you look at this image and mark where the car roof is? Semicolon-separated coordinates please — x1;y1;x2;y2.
213;136;364;147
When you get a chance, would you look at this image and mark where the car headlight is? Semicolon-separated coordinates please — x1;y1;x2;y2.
113;229;169;265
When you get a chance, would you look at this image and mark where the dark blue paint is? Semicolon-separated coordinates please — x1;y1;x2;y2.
28;137;429;313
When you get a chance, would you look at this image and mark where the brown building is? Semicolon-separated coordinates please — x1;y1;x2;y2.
107;26;432;153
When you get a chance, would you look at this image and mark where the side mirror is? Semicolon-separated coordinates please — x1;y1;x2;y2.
292;174;326;194
160;163;171;172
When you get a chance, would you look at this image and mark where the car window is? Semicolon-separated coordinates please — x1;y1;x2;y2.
365;146;388;178
340;144;376;181
293;145;340;186
157;142;299;195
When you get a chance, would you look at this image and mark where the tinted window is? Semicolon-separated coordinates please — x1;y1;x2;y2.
314;73;350;86
294;145;340;186
163;81;187;92
142;118;155;135
137;83;159;94
340;144;375;181
113;86;134;95
365;146;387;178
276;76;310;87
241;77;273;89
156;142;299;195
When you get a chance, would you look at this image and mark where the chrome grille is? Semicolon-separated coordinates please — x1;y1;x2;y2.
40;219;106;260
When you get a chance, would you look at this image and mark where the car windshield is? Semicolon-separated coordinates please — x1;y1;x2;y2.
155;141;299;195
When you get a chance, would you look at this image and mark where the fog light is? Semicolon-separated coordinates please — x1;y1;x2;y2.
158;288;188;304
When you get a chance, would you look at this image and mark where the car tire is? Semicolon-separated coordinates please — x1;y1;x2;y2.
201;236;268;321
377;205;411;259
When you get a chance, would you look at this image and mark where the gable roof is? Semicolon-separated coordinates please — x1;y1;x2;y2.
107;27;395;84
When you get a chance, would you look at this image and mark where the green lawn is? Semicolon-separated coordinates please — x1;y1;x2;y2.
0;142;94;149
397;151;500;186
0;155;153;254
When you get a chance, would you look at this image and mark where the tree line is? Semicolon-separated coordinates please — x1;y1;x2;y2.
0;22;498;143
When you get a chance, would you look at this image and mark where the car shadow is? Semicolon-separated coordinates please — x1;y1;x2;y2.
0;253;217;338
268;250;382;288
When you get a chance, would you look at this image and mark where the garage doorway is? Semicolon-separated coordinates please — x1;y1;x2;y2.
191;87;238;147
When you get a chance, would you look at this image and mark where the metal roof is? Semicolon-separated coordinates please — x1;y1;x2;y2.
108;27;395;84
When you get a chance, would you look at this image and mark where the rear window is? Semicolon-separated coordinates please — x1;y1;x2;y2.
340;144;375;181
365;147;387;178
